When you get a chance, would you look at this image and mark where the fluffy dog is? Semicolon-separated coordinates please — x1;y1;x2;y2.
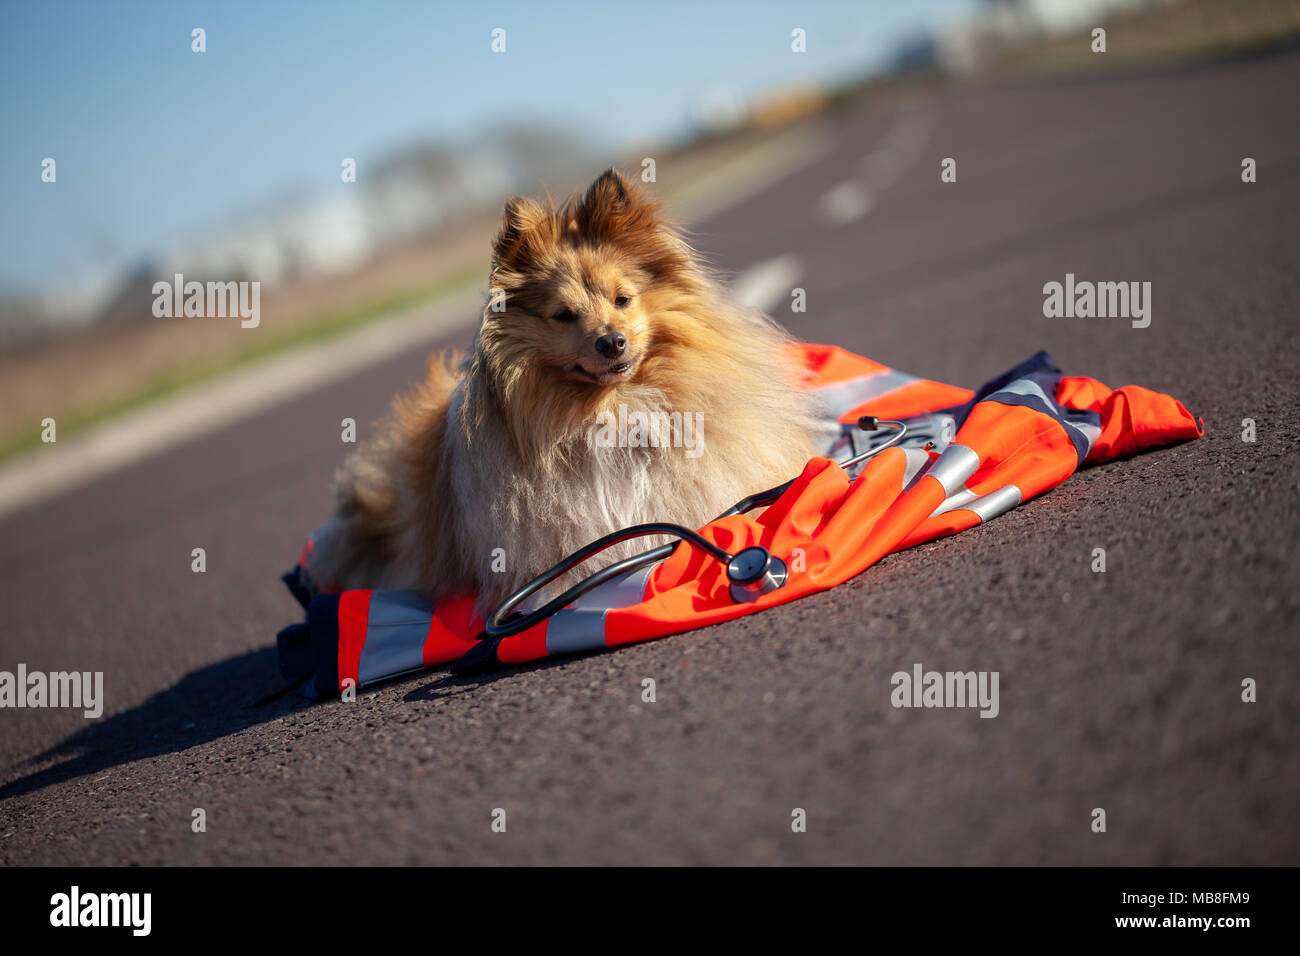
309;169;820;615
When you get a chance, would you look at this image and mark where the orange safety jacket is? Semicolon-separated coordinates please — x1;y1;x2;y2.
276;345;1202;697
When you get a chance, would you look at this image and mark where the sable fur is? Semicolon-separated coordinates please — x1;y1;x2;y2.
309;169;821;616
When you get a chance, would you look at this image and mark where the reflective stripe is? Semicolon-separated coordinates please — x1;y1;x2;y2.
996;377;1051;404
967;484;1022;521
901;447;934;490
930;486;980;517
1071;419;1102;451
925;443;980;495
366;589;435;626
810;369;917;413
816;419;849;459
531;559;656;656
546;608;608;655
357;589;434;686
571;563;654;610
931;483;1023;521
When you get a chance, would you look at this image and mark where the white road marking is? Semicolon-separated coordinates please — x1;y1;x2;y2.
860;100;937;191
818;180;874;225
730;254;804;313
817;100;938;229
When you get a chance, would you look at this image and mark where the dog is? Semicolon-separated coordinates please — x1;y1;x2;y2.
308;168;821;616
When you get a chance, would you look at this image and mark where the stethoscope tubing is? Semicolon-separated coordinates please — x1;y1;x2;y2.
484;417;909;638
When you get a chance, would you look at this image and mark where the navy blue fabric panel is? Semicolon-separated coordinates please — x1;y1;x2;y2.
281;565;315;611
275;623;314;683
971;350;1061;405
972;352;1102;430
305;593;342;699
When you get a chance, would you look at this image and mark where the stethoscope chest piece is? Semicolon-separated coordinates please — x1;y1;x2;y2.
727;546;788;604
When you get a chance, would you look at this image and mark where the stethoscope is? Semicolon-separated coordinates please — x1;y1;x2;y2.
485;416;914;638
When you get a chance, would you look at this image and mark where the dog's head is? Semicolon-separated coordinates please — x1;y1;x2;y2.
480;169;703;392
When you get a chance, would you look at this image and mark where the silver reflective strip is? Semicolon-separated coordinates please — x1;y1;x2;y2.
366;589;435;625
357;590;433;685
902;447;934;490
816;419;848;458
537;562;655;656
546;607;608;656
968;484;1022;521
570;563;655;610
928;482;1023;522
810;369;917;413
1071;419;1101;455
930;486;979;517
924;443;980;495
357;632;427;686
998;377;1052;404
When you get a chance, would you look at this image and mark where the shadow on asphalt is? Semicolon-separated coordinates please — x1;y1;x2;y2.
400;651;590;704
0;643;592;803
0;646;307;802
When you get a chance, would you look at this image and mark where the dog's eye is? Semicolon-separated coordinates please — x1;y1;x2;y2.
614;295;631;308
552;308;579;323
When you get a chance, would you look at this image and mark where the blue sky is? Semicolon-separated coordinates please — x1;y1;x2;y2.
0;0;975;294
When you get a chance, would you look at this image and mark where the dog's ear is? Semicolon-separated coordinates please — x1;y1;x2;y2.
583;168;632;211
492;196;553;270
575;168;660;241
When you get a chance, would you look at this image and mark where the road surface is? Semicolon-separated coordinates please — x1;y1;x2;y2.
2;50;1298;865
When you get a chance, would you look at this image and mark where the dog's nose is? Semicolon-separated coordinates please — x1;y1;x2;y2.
594;332;627;359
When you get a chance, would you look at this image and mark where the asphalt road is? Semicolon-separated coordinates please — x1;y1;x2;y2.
2;51;1297;866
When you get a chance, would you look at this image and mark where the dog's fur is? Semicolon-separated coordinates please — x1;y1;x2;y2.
309;169;821;615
